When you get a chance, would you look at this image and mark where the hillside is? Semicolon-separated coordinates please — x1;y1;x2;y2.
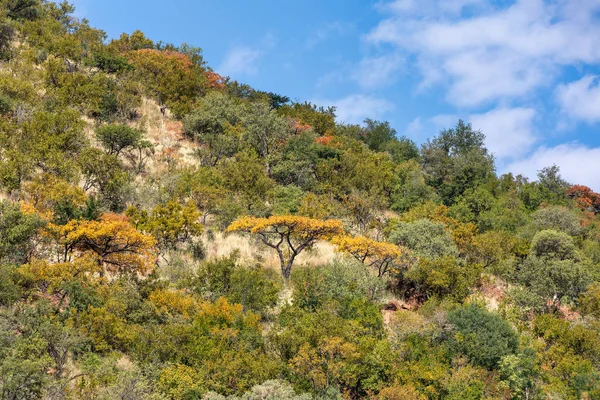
1;1;600;399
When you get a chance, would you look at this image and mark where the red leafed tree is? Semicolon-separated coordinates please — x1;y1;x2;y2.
206;71;226;89
567;185;600;214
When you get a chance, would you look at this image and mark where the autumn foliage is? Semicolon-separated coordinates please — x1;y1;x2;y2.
567;184;600;214
332;235;406;277
126;49;205;116
60;213;157;274
227;215;344;279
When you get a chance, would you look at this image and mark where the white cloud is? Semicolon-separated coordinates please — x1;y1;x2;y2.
218;46;262;77
352;54;404;90
505;143;600;190
557;75;600;123
469;107;537;161
366;0;600;107
314;94;394;125
405;117;423;136
379;0;486;17
403;114;458;141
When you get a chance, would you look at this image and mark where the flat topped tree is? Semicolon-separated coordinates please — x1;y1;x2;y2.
227;215;344;280
332;235;404;277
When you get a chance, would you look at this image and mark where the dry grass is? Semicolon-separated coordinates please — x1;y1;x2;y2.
203;232;338;271
138;98;199;172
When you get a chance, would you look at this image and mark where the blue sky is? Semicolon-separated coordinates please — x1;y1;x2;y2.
72;0;600;189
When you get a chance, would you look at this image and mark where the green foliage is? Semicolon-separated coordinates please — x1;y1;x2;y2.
279;101;336;136
188;254;282;315
389;218;458;259
272;185;304;215
291;259;386;311
530;229;578;260
0;2;598;398
404;256;481;301
0;200;42;265
96;124;145;156
422;120;495;205
448;304;518;369
203;380;311;400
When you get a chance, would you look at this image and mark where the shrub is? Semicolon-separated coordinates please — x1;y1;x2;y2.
448;304;518;369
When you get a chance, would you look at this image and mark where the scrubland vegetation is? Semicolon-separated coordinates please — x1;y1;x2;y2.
1;1;600;399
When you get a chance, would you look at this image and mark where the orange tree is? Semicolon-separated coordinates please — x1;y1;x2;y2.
331;235;405;277
227;215;343;280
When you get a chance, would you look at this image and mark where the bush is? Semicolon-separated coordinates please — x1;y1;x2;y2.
389;219;458;259
403;256;480;301
528;206;581;237
189;254;282;315
530;230;578;261
447;304;518;369
291;259;386;311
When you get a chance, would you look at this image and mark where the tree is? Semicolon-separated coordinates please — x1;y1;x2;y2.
77;147;131;211
219;150;275;215
61;213;157;274
519;231;592;307
183;92;245;165
361;119;397;152
537;165;569;205
127;200;203;253
278;102;336;136
126;49;204;116
404;256;480;301
227;216;343;279
243;101;290;161
421;120;495;205
95;124;145;156
388;219;458;260
289;337;360;398
331;235;405;277
526;206;581;237
448;304;518;369
0;200;43;265
567;185;600;214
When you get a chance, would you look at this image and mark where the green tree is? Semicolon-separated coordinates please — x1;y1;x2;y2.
389;219;458;259
96;124;145;156
421;120;495;205
448;304;518;369
0;200;43;265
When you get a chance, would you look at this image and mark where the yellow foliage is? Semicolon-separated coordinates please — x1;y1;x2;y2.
158;364;203;400
18;255;102;295
23;173;87;215
227;215;343;240
149;288;199;319
331;235;405;277
60;213;157;274
227;215;344;279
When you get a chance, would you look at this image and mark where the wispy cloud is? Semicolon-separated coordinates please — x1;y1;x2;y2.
352;54;404;90
313;94;395;125
366;0;600;107
469;107;537;162
557;75;600;124
505;143;600;190
218;46;262;77
306;21;353;49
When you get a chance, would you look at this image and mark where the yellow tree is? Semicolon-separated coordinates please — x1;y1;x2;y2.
332;235;405;277
227;215;343;280
60;213;157;275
